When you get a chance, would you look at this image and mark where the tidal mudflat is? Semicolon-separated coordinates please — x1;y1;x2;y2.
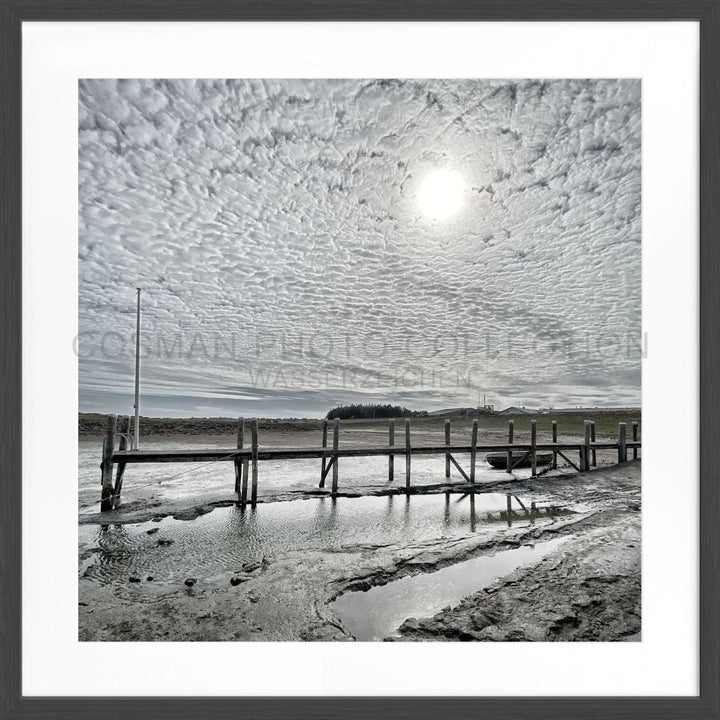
78;439;640;642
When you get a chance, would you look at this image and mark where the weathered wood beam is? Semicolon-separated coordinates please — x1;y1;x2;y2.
405;418;411;491
632;421;638;460
319;418;328;488
506;419;514;474
100;414;117;512
110;442;640;464
555;449;580;472
251;419;259;506
331;418;340;496
444;419;451;478
234;417;244;498
470;419;478;483
531;419;537;477
113;414;130;508
448;454;471;483
388;418;395;483
618;422;627;463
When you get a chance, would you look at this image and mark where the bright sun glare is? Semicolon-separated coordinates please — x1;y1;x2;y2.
417;169;465;220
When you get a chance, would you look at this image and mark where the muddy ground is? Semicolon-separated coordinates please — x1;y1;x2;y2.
78;460;640;642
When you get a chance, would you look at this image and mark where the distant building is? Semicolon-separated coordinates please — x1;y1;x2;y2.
427;406;494;417
426;407;467;417
496;406;536;416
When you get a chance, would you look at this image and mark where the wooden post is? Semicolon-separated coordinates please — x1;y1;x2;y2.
530;419;537;477
388;419;395;482
581;420;591;472
444;419;451;478
118;415;130;452
100;414;117;511
632;421;638;460
331;418;340;496
405;418;411;491
618;422;627;464
319;419;329;488
113;415;130;507
506;420;514;474
250;418;259;506
470;419;478;482
241;455;249;506
234;417;244;498
551;420;557;469
590;421;597;467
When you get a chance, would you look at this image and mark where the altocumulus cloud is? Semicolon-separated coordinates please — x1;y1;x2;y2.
78;78;641;417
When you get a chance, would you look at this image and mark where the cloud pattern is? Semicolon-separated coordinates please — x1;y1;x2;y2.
78;79;641;417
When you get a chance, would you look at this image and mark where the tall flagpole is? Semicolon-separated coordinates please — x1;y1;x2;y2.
133;288;141;450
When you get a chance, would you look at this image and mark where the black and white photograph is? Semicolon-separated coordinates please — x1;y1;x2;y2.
76;77;643;642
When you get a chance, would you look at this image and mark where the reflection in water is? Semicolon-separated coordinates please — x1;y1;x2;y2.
79;492;575;593
497;495;572;528
331;536;570;641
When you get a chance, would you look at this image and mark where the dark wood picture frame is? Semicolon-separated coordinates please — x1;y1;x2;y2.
1;1;718;718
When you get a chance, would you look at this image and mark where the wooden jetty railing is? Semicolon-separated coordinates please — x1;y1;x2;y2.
98;415;641;511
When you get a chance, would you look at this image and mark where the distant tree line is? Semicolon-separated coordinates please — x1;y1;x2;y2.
326;403;425;420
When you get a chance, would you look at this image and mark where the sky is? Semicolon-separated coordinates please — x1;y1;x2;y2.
78;78;642;418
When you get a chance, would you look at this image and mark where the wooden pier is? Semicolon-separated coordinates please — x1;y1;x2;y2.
99;416;641;511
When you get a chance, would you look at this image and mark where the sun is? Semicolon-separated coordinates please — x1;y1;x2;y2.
417;169;465;220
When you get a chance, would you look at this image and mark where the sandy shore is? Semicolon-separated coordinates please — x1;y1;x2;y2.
78;460;640;642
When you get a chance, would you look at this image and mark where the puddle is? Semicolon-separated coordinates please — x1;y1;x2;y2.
79;493;575;594
330;536;569;641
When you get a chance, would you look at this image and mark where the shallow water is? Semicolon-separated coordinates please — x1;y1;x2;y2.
78;492;574;595
330;536;569;641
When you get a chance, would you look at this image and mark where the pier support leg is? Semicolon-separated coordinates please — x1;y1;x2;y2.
319;419;328;488
444;419;450;479
388;419;394;482
234;417;244;500
590;421;597;467
241;458;249;506
470;419;478;482
618;422;627;464
113;415;130;508
506;420;514;474
405;418;411;492
551;420;557;469
251;419;259;507
583;420;591;472
331;418;340;496
632;421;638;460
530;419;537;477
100;414;117;512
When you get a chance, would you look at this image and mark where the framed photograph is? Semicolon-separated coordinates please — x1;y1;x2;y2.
2;1;718;719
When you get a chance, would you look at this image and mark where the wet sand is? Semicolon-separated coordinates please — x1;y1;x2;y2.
78;457;641;642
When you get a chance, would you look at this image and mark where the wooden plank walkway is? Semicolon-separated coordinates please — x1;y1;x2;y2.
112;442;639;463
99;415;641;511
